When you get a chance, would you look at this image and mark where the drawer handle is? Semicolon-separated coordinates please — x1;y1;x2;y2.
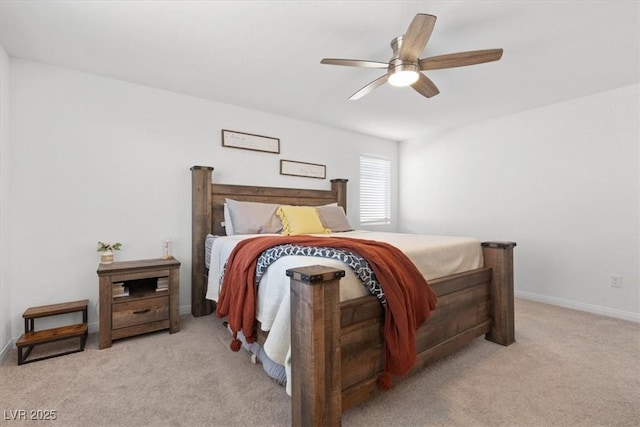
133;309;151;315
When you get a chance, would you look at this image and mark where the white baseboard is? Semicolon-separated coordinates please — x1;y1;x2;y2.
0;337;14;364
88;321;99;334
515;290;640;323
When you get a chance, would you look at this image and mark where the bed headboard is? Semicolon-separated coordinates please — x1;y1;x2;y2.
190;165;348;317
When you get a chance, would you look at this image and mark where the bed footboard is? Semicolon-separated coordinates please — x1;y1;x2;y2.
288;241;516;426
288;266;345;427
482;241;516;345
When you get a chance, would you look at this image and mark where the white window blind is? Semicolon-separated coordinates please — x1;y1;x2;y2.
359;155;391;224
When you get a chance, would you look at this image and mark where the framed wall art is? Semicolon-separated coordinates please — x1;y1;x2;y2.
280;159;326;179
221;129;280;154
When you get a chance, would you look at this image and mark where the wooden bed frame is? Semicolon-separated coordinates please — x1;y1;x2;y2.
191;165;516;426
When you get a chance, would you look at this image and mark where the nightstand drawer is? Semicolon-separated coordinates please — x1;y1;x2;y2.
112;296;169;329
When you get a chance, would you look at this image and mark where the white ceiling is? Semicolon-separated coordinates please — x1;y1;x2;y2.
1;1;638;141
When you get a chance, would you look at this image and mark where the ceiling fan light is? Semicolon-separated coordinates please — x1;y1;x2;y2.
387;60;420;87
388;70;419;87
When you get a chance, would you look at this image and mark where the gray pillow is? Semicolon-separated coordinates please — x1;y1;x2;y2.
317;205;353;232
225;198;282;234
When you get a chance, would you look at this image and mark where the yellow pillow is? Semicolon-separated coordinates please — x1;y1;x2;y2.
276;206;331;235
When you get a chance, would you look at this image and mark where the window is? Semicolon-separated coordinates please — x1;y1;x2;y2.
359;155;391;225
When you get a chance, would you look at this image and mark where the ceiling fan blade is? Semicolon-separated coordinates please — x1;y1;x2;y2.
411;73;440;98
419;49;503;71
321;58;388;69
349;75;388;100
399;14;437;61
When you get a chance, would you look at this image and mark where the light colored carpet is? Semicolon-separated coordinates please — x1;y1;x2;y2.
1;298;638;426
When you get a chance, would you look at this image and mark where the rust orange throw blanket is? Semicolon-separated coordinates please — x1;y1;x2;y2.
216;235;437;380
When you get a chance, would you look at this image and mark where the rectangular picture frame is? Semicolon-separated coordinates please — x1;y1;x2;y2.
280;159;326;179
222;129;280;154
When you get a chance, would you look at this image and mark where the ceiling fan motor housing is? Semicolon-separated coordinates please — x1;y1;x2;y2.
388;36;419;86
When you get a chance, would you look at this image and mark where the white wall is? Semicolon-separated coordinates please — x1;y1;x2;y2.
5;58;398;340
399;84;639;321
0;45;11;360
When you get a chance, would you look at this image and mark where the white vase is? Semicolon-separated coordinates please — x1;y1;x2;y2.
100;251;113;264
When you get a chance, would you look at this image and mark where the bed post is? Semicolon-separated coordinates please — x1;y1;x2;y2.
191;166;214;317
481;241;517;346
331;179;348;212
287;265;345;427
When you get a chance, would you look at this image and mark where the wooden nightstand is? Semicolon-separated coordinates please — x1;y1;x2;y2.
97;258;180;349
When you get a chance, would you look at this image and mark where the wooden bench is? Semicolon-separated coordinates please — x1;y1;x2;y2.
16;299;89;365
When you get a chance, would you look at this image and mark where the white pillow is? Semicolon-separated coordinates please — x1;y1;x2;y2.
223;203;235;236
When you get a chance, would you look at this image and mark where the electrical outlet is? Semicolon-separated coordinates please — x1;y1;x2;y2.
610;274;622;288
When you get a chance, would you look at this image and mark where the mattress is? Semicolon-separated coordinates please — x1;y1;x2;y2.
205;230;484;395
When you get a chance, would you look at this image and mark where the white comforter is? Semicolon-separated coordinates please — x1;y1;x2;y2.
205;230;483;395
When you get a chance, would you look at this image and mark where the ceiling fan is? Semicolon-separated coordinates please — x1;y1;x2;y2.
321;13;503;100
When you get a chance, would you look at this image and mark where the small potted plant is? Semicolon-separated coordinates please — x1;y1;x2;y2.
97;241;122;264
